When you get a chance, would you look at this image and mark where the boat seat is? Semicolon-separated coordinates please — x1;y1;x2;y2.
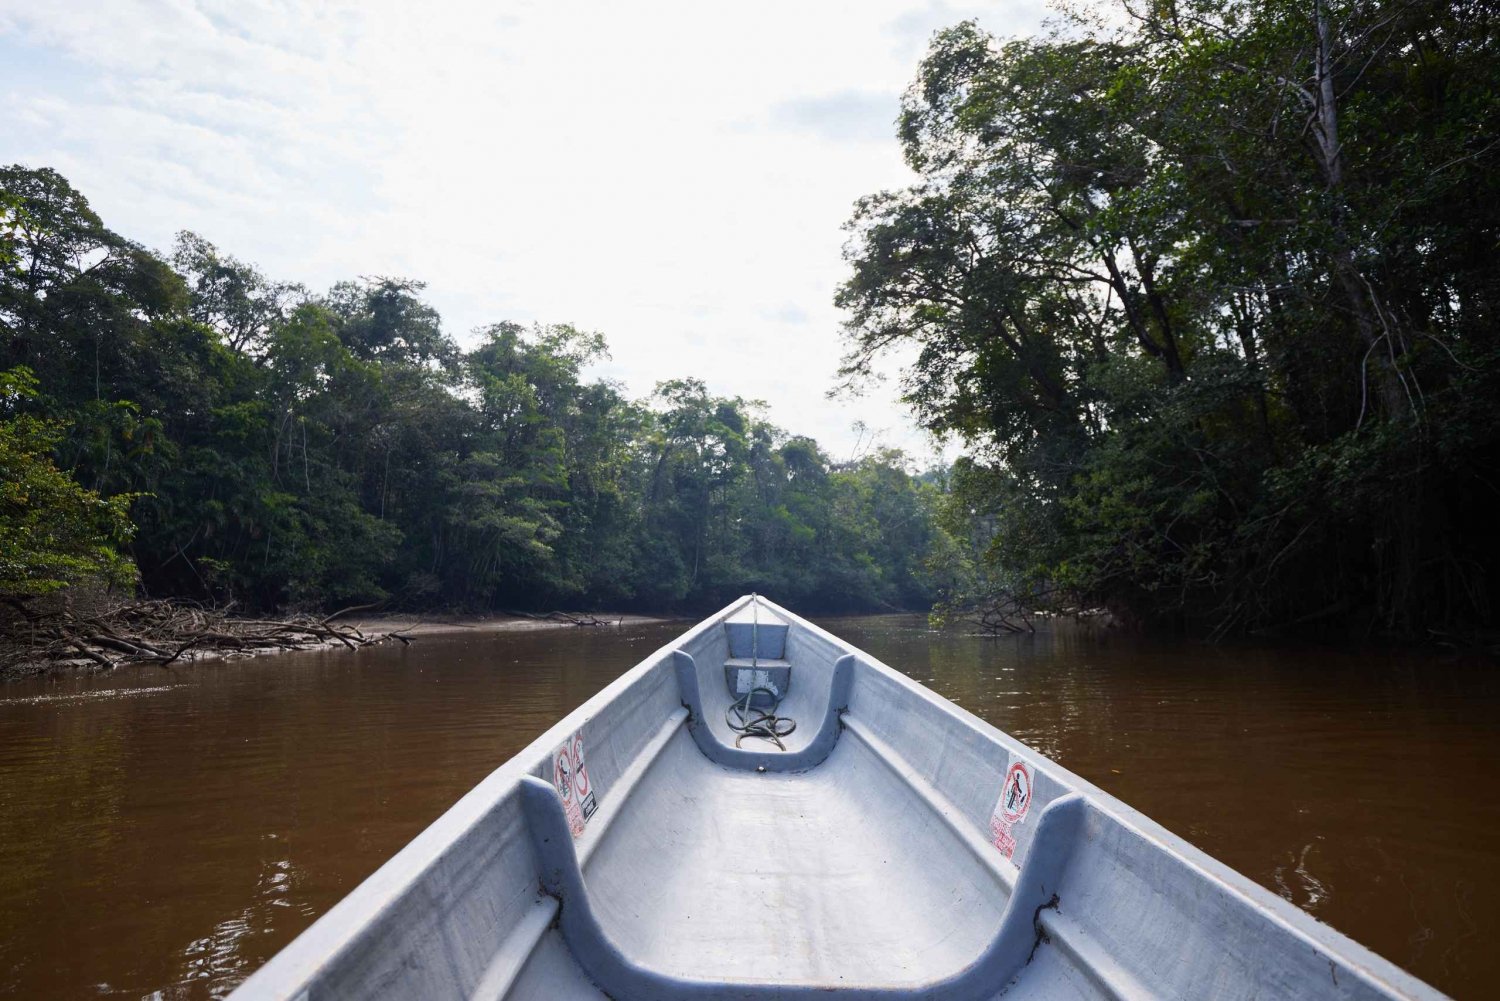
673;650;851;772
722;604;788;659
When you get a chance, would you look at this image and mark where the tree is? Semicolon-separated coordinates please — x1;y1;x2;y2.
171;232;306;357
3;164;947;617
841;2;1500;634
0;367;136;598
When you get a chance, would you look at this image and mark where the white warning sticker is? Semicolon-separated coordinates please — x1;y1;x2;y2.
551;729;599;838
988;759;1034;860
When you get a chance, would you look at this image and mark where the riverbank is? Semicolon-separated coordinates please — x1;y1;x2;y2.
340;612;672;638
0;598;673;680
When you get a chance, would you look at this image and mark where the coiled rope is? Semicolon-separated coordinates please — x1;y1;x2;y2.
725;687;797;750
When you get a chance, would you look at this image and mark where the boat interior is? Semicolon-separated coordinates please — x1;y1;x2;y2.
232;595;1440;1001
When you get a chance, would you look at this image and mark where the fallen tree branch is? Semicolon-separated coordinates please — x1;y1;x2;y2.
0;595;416;677
320;599;388;627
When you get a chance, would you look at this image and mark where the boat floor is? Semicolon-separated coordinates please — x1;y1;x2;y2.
578;728;1011;988
514;921;1110;1001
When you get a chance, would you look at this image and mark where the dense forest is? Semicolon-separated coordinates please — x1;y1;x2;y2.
842;0;1499;636
4;0;1497;639
0;166;942;616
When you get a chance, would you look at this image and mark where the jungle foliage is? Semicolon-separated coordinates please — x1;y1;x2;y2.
0;166;941;615
841;0;1500;635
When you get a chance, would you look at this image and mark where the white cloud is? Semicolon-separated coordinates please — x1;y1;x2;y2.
0;0;1047;464
767;90;902;143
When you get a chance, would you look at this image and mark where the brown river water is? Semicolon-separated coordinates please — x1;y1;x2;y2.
1;615;1496;999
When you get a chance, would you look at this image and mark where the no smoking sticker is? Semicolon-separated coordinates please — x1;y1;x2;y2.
988;760;1034;859
551;728;599;838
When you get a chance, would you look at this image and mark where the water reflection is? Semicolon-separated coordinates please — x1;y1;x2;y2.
0;616;1495;998
163;854;314;997
1270;838;1330;911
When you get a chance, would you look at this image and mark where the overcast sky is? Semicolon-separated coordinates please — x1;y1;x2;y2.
1;0;1047;464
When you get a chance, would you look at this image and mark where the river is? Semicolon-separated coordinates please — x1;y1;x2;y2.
1;615;1495;998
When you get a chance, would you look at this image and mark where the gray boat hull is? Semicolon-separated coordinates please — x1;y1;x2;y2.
230;596;1445;1000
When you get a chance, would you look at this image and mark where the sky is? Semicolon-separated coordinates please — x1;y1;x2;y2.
0;0;1048;465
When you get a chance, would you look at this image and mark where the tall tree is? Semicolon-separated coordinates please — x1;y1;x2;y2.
841;1;1500;633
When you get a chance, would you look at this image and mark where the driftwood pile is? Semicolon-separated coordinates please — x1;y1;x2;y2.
0;595;410;677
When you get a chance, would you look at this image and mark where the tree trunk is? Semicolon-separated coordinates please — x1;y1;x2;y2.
1311;0;1409;422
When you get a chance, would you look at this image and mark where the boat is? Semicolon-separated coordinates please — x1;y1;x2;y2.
230;595;1446;1000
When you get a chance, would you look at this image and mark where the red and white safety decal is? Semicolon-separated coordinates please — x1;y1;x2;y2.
988;759;1034;860
551;728;599;838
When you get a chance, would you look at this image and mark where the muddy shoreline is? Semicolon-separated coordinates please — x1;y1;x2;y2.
340;612;673;638
0;606;675;681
